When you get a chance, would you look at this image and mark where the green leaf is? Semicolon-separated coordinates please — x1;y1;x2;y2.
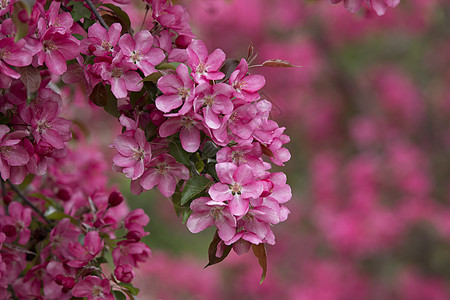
12;2;29;42
101;3;131;31
169;140;190;166
252;243;268;284
180;176;212;206
46;211;77;224
83;18;96;31
67;0;91;22
104;85;120;118
113;290;127;300
17;174;34;190
72;33;85;41
205;230;232;268
119;282;140;296
156;62;181;71
202;141;220;158
192;152;205;173
142;72;162;83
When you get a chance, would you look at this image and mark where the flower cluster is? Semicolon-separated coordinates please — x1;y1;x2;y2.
328;0;401;15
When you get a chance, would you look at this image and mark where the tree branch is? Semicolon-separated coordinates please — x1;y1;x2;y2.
7;181;51;225
84;0;109;30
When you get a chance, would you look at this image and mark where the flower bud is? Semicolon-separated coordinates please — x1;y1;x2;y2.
56;189;71;201
175;35;192;49
88;44;96;55
114;264;135;283
126;230;142;242
18;9;29;23
62;277;75;289
2;224;17;238
3;195;12;205
108;191;123;207
55;274;65;285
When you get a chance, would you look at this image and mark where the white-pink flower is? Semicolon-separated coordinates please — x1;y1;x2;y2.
187;40;226;84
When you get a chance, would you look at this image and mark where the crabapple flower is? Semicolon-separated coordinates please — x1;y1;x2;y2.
155;63;195;113
159;112;207;152
72;276;113;300
193;83;234;129
68;231;103;267
209;163;263;216
82;23;122;57
100;53;143;99
187;40;226;84
119;30;165;76
111;128;151;180
0;125;29;181
187;197;237;242
229;58;265;102
112;240;151;267
140;154;190;197
329;0;400;15
1;201;32;245
0;38;34;79
36;29;80;75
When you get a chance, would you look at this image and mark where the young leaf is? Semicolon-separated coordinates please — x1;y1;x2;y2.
104;85;120;117
119;282;140;296
252;243;268;284
67;0;91;22
12;2;29;42
101;3;132;31
180;176;212;205
17;66;41;99
113;290;127;300
261;59;300;68
89;83;107;107
205;230;232;268
260;143;275;157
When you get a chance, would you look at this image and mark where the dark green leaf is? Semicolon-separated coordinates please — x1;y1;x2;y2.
119;282;140;296
142;72;162;83
101;3;131;31
72;33;85;41
104;85;120;118
67;0;91;22
83;18;96;31
169;141;190;166
252;243;268;284
202;141;220;158
89;83;107;107
205;162;219;182
180;176;212;206
156;62;181;71
113;290;127;300
205;230;232;268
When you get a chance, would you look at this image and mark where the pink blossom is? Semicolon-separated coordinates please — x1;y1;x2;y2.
111;128;152;180
0;125;30;181
159;113;207;152
140;154;190;197
187;40;226;84
229;59;265;102
81;23;122;57
68;231;103;267
112;240;151;267
114;264;135;283
329;0;401;15
119;30;165;76
72;276;113;300
155;63;195;113
0;37;34;79
209;163;263;216
36;28;80;75
187;197;237;242
193;83;234;129
0;201;31;245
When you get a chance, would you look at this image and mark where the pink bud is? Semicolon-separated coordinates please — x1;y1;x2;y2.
62;277;75;289
108;191;123;207
18;10;29;23
2;224;16;237
126;230;142;242
114;264;135;283
3;195;12;205
55;274;65;285
56;189;71;201
88;44;96;55
175;35;192;49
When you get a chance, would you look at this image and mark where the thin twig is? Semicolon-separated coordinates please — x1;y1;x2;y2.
84;0;109;30
140;4;150;31
7;181;51;225
1;180;5;198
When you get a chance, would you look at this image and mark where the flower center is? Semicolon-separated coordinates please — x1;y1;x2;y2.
203;95;215;107
131;51;143;64
181;116;195;128
232;150;246;164
232;81;246;92
92;286;104;297
177;87;190;99
132;148;145;160
43;40;57;52
0;0;10;10
156;163;168;174
111;68;123;78
196;61;207;74
38;120;51;133
230;183;242;195
0;49;10;60
0;146;12;157
101;40;112;52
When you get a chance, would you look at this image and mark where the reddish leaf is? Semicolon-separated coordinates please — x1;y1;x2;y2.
89;83;107;107
205;230;232;268
261;59;299;68
260;143;275;157
252;243;268;284
247;43;254;59
17;66;41;97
